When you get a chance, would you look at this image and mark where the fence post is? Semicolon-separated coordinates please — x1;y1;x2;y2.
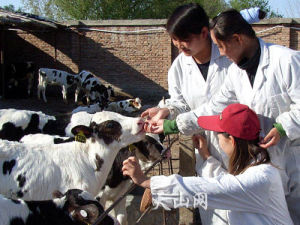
178;134;196;225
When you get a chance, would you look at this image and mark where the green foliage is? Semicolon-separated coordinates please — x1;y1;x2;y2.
21;0;229;20
229;0;282;18
17;0;286;20
1;4;23;13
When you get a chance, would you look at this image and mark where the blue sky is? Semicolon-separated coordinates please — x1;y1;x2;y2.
1;0;299;18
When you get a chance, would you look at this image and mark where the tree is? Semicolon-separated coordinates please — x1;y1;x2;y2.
229;0;282;17
1;4;23;13
21;0;228;20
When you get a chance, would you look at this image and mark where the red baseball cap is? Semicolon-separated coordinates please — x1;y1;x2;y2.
197;104;260;140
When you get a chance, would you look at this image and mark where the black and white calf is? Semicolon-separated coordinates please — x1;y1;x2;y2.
0;111;145;201
0;189;119;225
64;111;93;137
77;70;114;105
20;133;74;145
99;133;165;225
106;98;142;114
0;109;63;141
37;68;80;103
71;98;142;114
5;62;35;98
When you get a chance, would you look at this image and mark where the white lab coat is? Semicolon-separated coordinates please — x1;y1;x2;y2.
163;42;231;224
176;39;300;224
150;158;294;225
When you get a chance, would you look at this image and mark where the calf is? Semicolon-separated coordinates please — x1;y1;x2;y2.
106;98;142;114
65;111;93;137
71;98;142;114
5;62;35;98
0;111;145;201
20;133;74;145
0;109;63;141
0;189;119;225
99;133;165;225
77;70;114;105
37;68;80;103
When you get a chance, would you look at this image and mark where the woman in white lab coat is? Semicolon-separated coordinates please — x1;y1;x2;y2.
124;104;293;225
142;4;266;225
141;4;232;225
145;9;300;224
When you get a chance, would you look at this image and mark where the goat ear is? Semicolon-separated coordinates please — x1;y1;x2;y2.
71;125;93;138
52;190;64;198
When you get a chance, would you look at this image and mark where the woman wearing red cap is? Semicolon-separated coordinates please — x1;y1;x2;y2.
143;9;300;223
141;5;265;224
123;104;293;224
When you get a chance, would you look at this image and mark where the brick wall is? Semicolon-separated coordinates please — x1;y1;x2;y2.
2;18;299;102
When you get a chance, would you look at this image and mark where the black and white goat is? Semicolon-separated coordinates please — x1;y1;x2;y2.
0;111;145;201
0;109;63;141
0;189;119;225
37;68;80;103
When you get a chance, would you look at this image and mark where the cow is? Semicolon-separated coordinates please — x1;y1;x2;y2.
99;133;165;225
4;62;35;98
0;189;119;225
71;98;142;114
0;109;64;141
20;132;165;225
76;70;114;105
0;111;145;201
20;133;74;145
37;68;80;103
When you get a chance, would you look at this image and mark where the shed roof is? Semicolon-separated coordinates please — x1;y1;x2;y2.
0;9;65;30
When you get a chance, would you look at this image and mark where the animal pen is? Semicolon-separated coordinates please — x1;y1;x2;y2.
0;8;300;225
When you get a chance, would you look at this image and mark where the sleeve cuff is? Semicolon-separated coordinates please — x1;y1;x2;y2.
273;123;286;137
163;119;179;135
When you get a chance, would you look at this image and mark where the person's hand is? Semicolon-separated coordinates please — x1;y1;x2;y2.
141;107;170;123
141;107;160;120
122;156;150;188
259;127;281;149
193;134;211;160
144;119;164;134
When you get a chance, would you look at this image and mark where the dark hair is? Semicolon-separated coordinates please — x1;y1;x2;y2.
209;9;256;41
219;132;270;175
258;9;266;20
166;3;209;40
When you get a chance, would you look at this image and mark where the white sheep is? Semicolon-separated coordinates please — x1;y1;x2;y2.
0;111;145;201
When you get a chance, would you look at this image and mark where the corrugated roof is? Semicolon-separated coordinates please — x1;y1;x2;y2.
0;9;65;30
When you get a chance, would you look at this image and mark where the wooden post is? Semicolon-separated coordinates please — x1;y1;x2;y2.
0;29;5;98
178;134;196;225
